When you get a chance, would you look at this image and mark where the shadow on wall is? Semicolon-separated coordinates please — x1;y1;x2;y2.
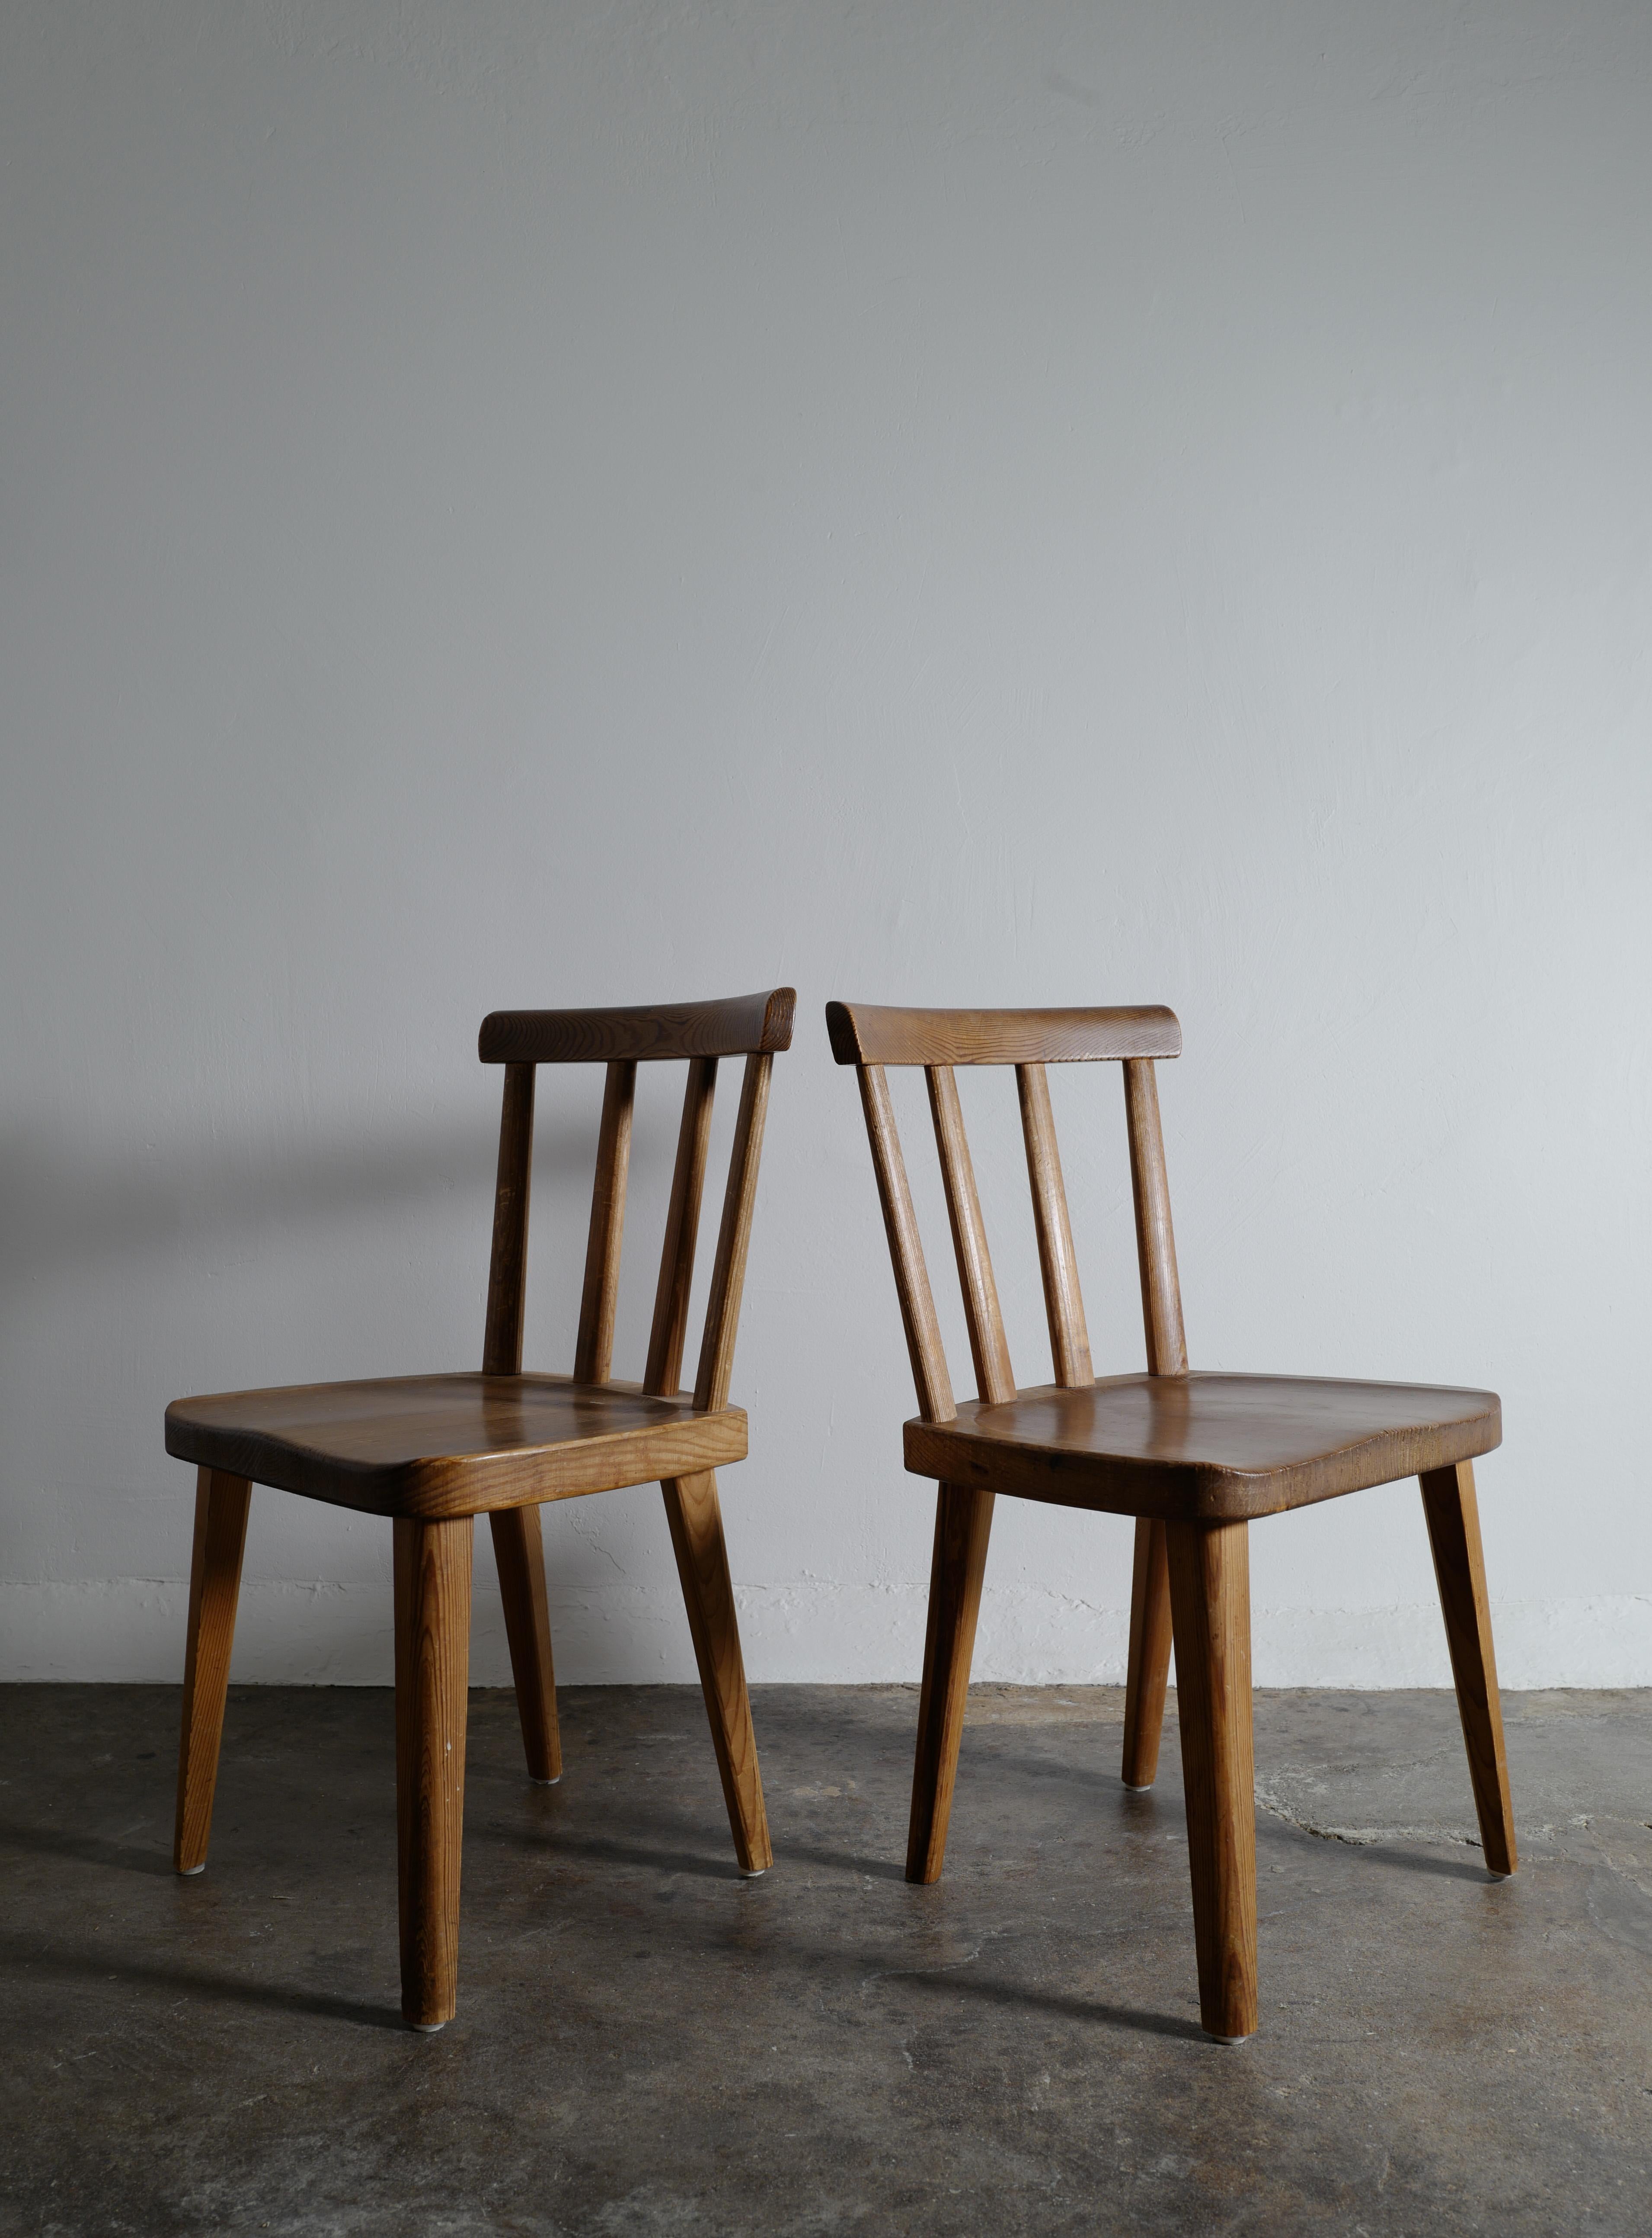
0;1113;618;1285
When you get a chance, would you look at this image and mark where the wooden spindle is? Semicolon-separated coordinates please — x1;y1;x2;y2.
927;1065;1016;1407
573;1059;636;1386
1122;1058;1187;1376
482;1063;535;1377
692;1053;773;1415
856;1064;956;1426
1016;1061;1093;1389
644;1057;719;1398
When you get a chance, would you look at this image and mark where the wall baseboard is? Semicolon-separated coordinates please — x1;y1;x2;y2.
2;1578;1648;1689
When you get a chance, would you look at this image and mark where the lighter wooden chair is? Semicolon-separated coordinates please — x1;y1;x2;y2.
166;990;794;2030
827;999;1515;2044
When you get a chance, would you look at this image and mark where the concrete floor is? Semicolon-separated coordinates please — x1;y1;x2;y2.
2;1683;1649;2236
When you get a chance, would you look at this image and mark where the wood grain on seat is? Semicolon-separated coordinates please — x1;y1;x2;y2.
904;1373;1500;1522
165;1375;747;1520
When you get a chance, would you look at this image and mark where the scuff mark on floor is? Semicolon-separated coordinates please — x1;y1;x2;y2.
1254;1781;1480;1850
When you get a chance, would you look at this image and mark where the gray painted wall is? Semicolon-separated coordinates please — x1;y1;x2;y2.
3;1;1648;1685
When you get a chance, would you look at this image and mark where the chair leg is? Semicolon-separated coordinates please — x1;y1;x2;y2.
489;1506;562;1784
1164;1518;1258;2044
1121;1516;1173;1789
906;1483;995;1885
394;1516;473;2031
661;1472;772;1875
173;1467;252;1874
1420;1462;1517;1876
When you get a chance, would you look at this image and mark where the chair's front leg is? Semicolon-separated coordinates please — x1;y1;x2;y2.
1420;1462;1517;1876
661;1471;771;1875
1121;1517;1173;1788
394;1515;473;2030
174;1467;252;1874
489;1505;562;1784
1164;1517;1258;2043
907;1483;994;1884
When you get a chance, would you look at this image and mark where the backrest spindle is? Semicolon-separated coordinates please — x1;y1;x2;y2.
643;1056;719;1397
826;1000;1184;1408
572;1060;637;1386
479;990;795;1409
482;1063;537;1377
855;1064;957;1425
1016;1061;1094;1389
1122;1057;1187;1377
692;1053;774;1415
926;1065;1016;1406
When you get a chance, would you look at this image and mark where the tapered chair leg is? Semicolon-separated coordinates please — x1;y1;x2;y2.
907;1483;995;1884
1121;1517;1173;1789
174;1467;252;1874
1165;1518;1258;2044
661;1471;772;1876
489;1506;561;1784
1420;1462;1517;1876
395;1516;474;2031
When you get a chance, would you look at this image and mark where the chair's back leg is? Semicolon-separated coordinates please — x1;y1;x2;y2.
1121;1518;1173;1790
489;1508;561;1784
482;1061;563;1785
1120;1059;1188;1791
1164;1517;1258;2043
395;1516;474;2030
906;1483;996;1885
174;1466;252;1874
660;1470;772;1875
1419;1462;1517;1875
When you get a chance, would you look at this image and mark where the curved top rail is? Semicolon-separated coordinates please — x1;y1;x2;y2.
481;988;796;1065
824;1001;1180;1069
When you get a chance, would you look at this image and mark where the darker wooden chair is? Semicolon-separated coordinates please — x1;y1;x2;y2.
166;989;794;2029
826;999;1515;2043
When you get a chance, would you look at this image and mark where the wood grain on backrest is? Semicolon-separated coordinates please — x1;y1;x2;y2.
481;989;796;1066
481;991;795;1406
824;1002;1180;1068
828;1000;1185;1414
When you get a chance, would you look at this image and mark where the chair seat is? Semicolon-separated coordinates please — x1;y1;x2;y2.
165;1374;748;1520
904;1372;1500;1522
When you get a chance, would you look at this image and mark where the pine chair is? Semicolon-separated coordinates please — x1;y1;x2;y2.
166;990;794;2029
826;999;1515;2044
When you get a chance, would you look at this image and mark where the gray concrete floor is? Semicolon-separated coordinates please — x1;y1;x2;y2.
2;1683;1649;2236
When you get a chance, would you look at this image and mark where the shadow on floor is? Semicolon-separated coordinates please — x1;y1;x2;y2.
0;1820;176;1879
0;1937;405;2033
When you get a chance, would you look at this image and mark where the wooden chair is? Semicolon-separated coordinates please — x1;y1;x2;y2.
826;999;1515;2044
165;989;794;2030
